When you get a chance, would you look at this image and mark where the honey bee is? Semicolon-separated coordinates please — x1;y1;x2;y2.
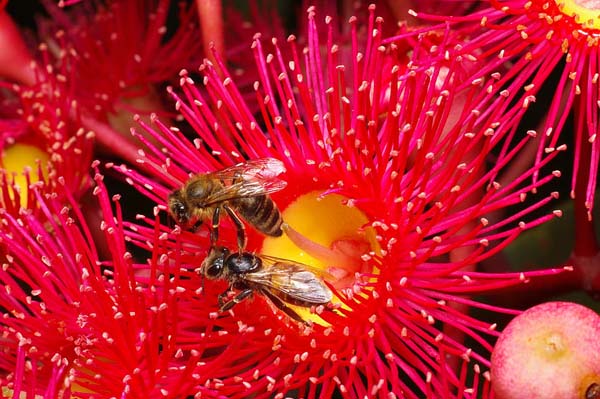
201;246;333;322
168;158;287;250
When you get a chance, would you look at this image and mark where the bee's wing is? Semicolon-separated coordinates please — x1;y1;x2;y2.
202;158;287;205
210;158;286;184
244;257;333;304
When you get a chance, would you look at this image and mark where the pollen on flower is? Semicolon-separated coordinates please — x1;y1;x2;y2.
559;0;600;29
262;191;379;280
1;143;47;206
259;190;384;324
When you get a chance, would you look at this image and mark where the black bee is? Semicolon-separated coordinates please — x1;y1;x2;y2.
201;246;333;322
168;158;286;250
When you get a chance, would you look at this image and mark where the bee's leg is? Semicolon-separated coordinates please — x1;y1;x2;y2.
217;282;245;307
217;288;230;308
223;205;247;252
210;207;221;247
190;219;203;233
259;288;305;323
219;288;254;312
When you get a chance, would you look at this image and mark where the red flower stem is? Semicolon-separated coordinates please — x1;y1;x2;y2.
0;11;35;85
195;0;224;66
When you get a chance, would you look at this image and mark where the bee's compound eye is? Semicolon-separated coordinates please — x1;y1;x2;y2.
172;202;187;221
202;247;229;278
205;262;223;277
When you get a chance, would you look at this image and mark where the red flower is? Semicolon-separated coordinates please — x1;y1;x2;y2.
414;0;600;294
0;43;93;213
117;6;569;398
40;0;201;118
0;170;227;398
34;0;202;164
415;0;600;217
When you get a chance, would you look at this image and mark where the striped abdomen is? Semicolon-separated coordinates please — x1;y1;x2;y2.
232;194;283;237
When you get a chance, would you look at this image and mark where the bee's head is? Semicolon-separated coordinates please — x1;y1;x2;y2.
201;246;230;279
167;190;189;225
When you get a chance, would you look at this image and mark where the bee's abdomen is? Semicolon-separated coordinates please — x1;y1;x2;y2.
234;195;283;237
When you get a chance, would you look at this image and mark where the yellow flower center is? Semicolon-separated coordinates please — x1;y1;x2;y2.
557;0;600;30
262;191;379;324
1;143;48;206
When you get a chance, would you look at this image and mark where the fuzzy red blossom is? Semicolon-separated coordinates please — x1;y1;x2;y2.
40;0;201;117
0;43;93;211
36;0;202;162
414;0;600;294
114;6;572;398
0;171;227;398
